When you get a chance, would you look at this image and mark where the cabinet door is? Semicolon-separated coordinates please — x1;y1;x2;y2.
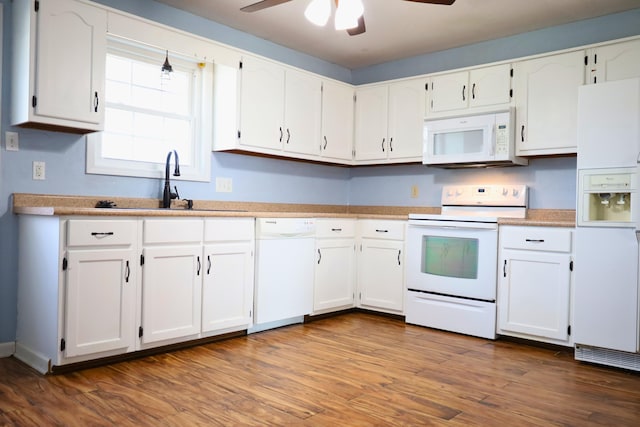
284;69;322;156
354;85;389;161
239;55;285;150
321;81;354;161
202;243;254;333
588;39;640;84
498;250;571;341
36;0;106;126
64;248;135;357
141;246;202;344
387;79;426;161
469;64;511;108
357;239;404;312
513;50;585;155
429;71;469;113
314;238;356;312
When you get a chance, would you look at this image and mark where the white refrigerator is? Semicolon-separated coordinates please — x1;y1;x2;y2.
574;78;640;368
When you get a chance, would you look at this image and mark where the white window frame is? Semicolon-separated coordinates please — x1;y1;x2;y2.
87;36;212;182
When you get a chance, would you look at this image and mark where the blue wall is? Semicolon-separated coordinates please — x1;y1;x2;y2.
0;0;638;343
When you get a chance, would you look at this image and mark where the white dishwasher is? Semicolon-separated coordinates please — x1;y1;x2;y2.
249;218;316;333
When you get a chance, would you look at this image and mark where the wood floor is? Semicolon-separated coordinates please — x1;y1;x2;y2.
1;312;640;426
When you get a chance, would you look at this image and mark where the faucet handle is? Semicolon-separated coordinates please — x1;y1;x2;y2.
173;185;180;200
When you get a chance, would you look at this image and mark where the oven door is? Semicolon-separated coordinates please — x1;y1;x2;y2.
406;220;498;301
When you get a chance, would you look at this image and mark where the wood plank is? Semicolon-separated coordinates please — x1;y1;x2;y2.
1;312;640;425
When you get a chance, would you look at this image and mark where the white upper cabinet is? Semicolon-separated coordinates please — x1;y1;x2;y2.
12;0;106;132
238;55;286;151
427;64;512;116
320;80;354;163
513;50;585;156
237;55;321;157
354;85;389;162
354;79;425;164
429;71;469;113
469;65;513;108
586;38;640;84
284;68;323;156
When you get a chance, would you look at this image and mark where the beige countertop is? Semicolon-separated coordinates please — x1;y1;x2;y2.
12;193;576;226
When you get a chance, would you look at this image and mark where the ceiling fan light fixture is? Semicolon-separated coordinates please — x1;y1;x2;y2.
304;0;331;26
334;0;363;30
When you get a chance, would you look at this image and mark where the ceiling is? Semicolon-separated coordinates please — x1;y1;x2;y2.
153;0;640;69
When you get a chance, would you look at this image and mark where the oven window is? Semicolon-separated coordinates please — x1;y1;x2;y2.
433;129;484;155
421;236;479;279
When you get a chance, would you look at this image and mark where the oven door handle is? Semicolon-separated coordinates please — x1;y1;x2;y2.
410;225;496;231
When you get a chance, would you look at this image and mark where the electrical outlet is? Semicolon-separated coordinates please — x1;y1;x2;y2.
215;177;233;193
33;161;46;180
411;185;419;198
6;132;19;151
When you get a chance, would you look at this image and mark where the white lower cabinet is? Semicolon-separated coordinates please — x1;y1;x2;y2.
202;219;255;334
16;214;256;373
15;216;139;373
497;226;574;346
313;219;357;314
356;220;405;314
63;219;138;358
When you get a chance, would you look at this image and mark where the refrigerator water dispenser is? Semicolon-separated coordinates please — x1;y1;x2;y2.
578;168;636;227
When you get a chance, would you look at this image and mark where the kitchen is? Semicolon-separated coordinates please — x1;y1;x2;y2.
1;0;640;423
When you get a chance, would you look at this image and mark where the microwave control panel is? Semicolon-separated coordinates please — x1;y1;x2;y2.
494;122;509;155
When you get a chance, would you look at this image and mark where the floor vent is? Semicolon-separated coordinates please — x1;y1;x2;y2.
575;345;640;372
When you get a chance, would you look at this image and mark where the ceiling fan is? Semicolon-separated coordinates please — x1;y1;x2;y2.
241;0;456;36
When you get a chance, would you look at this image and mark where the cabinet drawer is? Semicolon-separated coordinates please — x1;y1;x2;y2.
500;226;573;252
67;220;136;247
316;219;356;238
358;220;405;240
204;218;254;242
143;219;203;245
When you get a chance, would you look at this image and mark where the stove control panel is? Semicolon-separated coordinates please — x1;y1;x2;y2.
441;185;528;207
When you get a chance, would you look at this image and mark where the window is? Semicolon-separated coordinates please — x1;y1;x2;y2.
87;38;211;181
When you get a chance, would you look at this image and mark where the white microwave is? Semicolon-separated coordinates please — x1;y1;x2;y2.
423;109;528;168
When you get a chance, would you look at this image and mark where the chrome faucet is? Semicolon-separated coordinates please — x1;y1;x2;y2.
162;150;180;208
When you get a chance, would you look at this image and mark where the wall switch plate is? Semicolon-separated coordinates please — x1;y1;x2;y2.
33;161;46;180
215;177;233;193
411;185;419;198
6;132;19;151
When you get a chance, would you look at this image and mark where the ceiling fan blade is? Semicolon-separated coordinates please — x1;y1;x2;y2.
347;15;366;36
241;0;293;13
402;0;456;5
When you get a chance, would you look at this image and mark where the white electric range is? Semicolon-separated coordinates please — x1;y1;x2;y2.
405;184;528;339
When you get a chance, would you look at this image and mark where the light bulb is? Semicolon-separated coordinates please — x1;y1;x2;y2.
335;0;363;30
304;0;331;26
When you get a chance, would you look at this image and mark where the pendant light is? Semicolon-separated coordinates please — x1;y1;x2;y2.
161;50;173;79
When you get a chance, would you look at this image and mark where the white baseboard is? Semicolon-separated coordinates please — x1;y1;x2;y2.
14;343;50;374
0;342;16;358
